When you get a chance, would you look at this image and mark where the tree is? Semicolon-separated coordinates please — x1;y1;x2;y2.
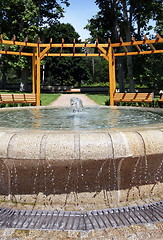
0;0;69;91
0;0;69;38
86;0;126;92
128;0;163;90
86;0;163;92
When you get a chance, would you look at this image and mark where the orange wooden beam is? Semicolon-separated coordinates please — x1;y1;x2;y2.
1;49;163;57
42;53;107;57
0;35;163;48
114;49;163;56
0;50;33;56
0;38;37;47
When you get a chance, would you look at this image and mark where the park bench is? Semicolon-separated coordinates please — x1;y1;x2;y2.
113;92;154;106
0;93;36;105
158;94;163;107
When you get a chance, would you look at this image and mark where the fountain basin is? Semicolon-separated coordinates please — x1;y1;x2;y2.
0;106;162;211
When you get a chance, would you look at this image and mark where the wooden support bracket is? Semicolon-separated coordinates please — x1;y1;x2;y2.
107;38;111;55
4;35;16;51
40;38;52;60
95;38;98;48
156;33;162;42
97;45;109;61
120;37;128;52
19;37;28;53
144;35;156;51
131;36;142;52
96;39;101;56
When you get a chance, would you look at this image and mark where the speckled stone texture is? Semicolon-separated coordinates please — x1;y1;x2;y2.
0;127;162;210
0;222;162;240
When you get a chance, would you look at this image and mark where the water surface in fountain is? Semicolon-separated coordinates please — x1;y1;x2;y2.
0;106;163;130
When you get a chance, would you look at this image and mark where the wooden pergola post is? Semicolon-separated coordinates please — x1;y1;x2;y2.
36;41;41;106
32;48;37;94
108;46;116;106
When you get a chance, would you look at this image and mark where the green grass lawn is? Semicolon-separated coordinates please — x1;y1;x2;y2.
86;93;109;105
41;93;61;106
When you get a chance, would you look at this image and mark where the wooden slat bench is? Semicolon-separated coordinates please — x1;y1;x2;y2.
0;94;36;105
158;94;163;107
113;92;154;106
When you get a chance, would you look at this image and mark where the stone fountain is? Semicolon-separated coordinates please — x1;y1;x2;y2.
0;105;162;215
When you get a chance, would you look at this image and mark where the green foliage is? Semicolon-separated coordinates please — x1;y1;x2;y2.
84;57;108;85
41;23;91;87
42;23;79;43
86;0;163;91
133;51;163;89
91;0;162;41
0;0;69;39
1;0;38;39
0;0;70;90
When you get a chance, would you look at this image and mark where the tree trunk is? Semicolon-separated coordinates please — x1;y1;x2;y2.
127;55;134;92
0;55;7;89
116;57;125;92
20;67;29;92
1;72;6;89
111;0;125;92
121;0;135;92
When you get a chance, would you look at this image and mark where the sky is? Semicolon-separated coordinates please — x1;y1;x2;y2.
60;0;156;41
60;0;99;41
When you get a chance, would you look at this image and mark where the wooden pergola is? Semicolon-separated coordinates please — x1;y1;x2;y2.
0;34;163;106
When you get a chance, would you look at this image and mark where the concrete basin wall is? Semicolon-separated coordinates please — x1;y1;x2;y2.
0;126;162;210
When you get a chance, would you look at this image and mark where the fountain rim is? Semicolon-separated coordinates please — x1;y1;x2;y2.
0;105;163;133
0;105;162;213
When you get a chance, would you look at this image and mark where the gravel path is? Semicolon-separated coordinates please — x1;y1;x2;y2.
49;93;98;107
